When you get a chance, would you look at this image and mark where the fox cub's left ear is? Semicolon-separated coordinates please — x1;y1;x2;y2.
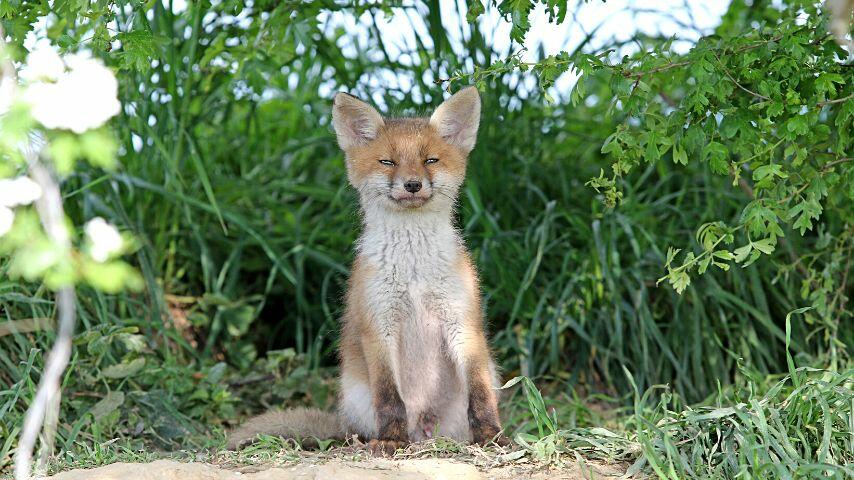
430;86;481;154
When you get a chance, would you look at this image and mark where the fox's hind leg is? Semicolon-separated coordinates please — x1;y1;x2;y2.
338;372;377;439
339;334;409;455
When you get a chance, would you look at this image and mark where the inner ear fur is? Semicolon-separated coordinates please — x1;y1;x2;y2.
332;92;385;150
429;86;481;153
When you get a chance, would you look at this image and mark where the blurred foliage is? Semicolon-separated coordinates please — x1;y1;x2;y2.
0;0;852;477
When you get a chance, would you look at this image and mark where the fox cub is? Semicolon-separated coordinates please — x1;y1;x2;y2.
228;87;507;454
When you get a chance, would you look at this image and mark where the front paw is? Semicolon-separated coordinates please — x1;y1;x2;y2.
367;438;408;456
472;424;511;447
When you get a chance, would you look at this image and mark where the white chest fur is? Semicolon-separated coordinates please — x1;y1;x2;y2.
357;211;466;330
356;210;470;436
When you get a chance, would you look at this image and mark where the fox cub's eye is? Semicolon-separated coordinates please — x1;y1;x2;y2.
379;159;396;166
425;158;439;164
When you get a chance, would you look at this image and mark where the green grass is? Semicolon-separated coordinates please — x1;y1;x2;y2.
1;1;852;479
499;367;854;478
629;370;852;478
6;365;849;478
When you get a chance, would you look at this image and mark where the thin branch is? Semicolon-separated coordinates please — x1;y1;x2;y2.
822;157;854;169
14;163;77;480
816;92;854;107
737;178;755;198
713;51;770;101
622;60;691;79
658;92;677;107
624;30;793;80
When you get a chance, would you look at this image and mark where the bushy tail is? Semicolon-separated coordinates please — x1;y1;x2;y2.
226;407;344;450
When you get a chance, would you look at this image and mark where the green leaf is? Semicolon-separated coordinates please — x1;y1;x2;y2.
785;115;808;136
815;73;843;96
673;144;688;165
720;114;745;139
643;133;660;163
496;0;533;44
752;237;776;255
683;124;706;154
752;164;788;182
741;201;784;237
742;249;762;267
601;131;625;157
767;101;784;117
670;271;691;294
223;304;256;337
466;0;485;22
784;306;813;386
733;244;752;263
703;141;728;174
713;250;735;261
713;260;730;271
114;30;167;71
205;362;228;384
56;33;76;49
499;376;525;390
788;196;822;235
101;357;146;379
89;391;125;422
92;23;111;51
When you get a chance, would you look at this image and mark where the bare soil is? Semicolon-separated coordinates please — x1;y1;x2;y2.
47;457;626;480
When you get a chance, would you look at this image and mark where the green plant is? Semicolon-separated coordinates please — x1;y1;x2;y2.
458;3;852;354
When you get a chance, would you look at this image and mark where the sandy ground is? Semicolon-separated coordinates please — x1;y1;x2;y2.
47;457;627;480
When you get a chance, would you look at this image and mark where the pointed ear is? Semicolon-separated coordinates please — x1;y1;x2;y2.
429;86;481;153
332;92;385;150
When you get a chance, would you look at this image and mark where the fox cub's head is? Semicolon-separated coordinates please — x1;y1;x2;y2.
332;87;480;213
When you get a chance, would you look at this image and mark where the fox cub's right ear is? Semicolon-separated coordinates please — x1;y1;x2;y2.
332;93;385;150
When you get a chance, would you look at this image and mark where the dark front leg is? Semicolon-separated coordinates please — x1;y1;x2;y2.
369;363;409;455
467;363;509;446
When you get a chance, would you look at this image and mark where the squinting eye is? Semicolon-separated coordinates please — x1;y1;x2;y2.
425;158;439;164
379;159;396;166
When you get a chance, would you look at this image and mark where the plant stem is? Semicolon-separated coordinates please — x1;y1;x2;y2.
14;162;77;480
816;92;854;106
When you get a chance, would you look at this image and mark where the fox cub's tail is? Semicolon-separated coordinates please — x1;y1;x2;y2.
226;407;344;450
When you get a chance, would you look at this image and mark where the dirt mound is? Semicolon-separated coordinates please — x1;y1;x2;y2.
47;458;625;479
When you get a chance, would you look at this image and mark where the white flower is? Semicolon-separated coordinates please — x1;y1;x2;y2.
22;56;121;133
0;176;43;207
85;217;123;262
19;46;65;82
0;206;13;237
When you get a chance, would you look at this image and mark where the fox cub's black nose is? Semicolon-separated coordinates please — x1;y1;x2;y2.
404;180;422;193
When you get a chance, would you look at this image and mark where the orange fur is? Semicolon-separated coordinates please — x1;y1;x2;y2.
227;87;506;453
